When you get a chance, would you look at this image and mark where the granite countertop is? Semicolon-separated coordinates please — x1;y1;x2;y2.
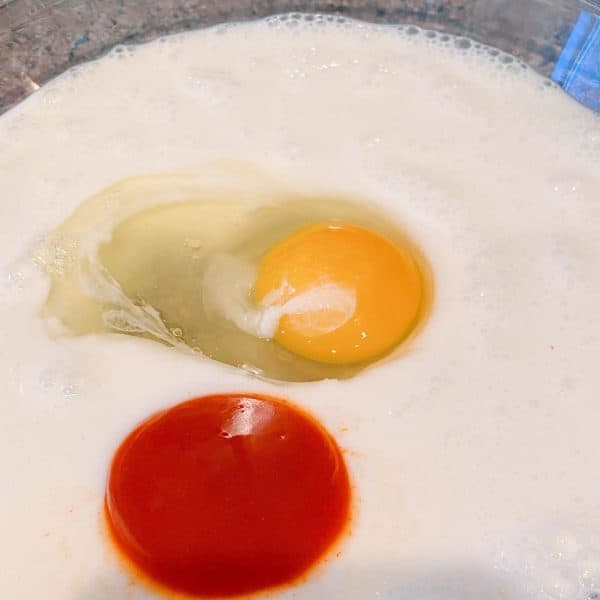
0;0;579;114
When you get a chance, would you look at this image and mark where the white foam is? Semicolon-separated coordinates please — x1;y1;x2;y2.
0;14;599;600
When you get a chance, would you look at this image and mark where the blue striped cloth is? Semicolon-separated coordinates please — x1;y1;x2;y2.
551;10;600;112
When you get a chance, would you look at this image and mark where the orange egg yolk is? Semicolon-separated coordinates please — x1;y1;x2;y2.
105;393;351;598
254;222;424;365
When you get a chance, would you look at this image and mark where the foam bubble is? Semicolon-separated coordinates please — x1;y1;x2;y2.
454;38;472;49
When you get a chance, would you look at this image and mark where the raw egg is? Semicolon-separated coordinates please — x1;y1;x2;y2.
38;167;431;382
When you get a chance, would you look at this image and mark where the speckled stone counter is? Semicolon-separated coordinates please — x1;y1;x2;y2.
0;0;582;114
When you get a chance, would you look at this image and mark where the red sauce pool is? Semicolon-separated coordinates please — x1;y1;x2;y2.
105;393;351;597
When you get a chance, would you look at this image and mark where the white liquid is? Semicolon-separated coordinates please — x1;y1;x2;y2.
1;14;600;600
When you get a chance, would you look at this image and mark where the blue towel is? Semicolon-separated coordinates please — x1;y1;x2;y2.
551;10;600;112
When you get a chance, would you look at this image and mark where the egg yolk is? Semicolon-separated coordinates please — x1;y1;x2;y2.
254;222;424;364
105;393;351;598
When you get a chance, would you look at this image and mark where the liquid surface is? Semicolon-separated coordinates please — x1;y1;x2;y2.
1;14;600;600
105;393;350;597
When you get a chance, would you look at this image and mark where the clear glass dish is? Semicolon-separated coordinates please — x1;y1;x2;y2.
1;0;599;114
